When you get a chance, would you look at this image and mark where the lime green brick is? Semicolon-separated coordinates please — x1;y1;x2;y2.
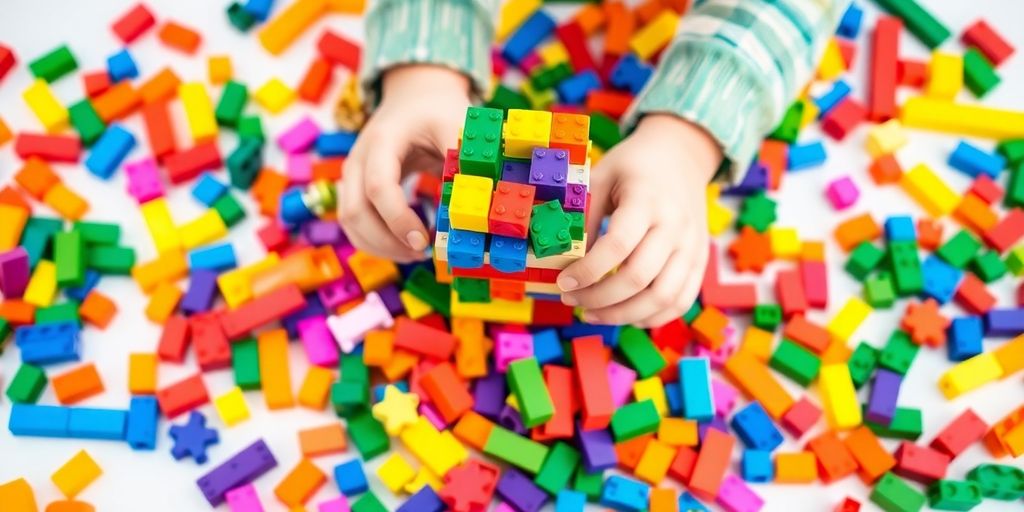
484;426;550;474
508;357;554;428
54;230;85;287
610;399;660;441
769;338;821;386
864;272;896;308
997;139;1024;167
232;337;261;390
534;441;580;494
618;326;666;378
1007;246;1024;276
236;115;264;140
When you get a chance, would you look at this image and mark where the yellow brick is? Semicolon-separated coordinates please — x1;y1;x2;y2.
179;81;218;142
297;366;334;410
537;41;569;67
23;260;57;307
826;297;872;342
376;453;416;494
217;254;280;308
633;377;668;417
214;386;251;426
207;55;233;84
399;290;433;320
451;291;533;323
775;452;818;483
819;364;862;430
926;51;963;99
658;417;698;447
938;352;1003;399
400;417;466;477
496;0;541;41
900;163;960;218
503;109;552;158
769;227;801;259
254;78;296;114
140;198;180;253
799;98;819;128
403;466;441;494
706;184;734;236
866;119;908;157
22;79;68;133
448;174;493;232
179;210;228;249
629;11;679;61
633;439;675;485
128;353;158;394
817;38;846;80
327;0;365;13
51;450;101;499
740;327;775;363
131;250;188;293
901;96;1024;140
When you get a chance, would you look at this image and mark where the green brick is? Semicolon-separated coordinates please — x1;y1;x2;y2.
610;399;660;441
68;100;106;146
618;326;666;378
236;115;264;140
927;479;983;510
213;193;247;226
531;62;573;91
54;231;85;287
1007;246;1024;276
963;48;1000;98
6;364;47;403
331;380;369;418
589;112;622;149
459;106;504;179
568;211;585;241
1008;160;1024;208
216;80;248;127
879;330;919;375
846;242;885;281
769;338;821;386
534;441;580;494
848;341;880;389
339;354;369;385
521;81;555;110
232;337;261;390
752;304;783;330
530;201;573;258
87;246;136;275
351;491;388;512
453;277;490;303
683;302;702;324
440;181;454;206
20;217;64;266
769;100;804;143
35;302;80;324
970;250;1006;283
573;468;604;501
347;411;390;460
967;464;1024;500
404;266;451;316
874;0;951;49
508;357;554;427
226;2;256;31
937;230;981;268
226;138;263;190
0;318;10;351
29;45;78;82
867;407;923;440
871;472;926;512
997;139;1024;167
73;221;120;245
486;84;530;112
484;426;550;474
737;191;777;233
888;241;922;296
864;272;896;308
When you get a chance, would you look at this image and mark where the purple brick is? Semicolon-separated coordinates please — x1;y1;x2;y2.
499;404;527;435
375;284;405;316
333;241;356;265
866;368;902;425
698;416;729;443
303;220;344;246
724;162;768;196
501;160;531;184
529;148;568;201
473;372;507;420
282;294;327;338
181;270;219;314
563;183;587;212
984;308;1024;337
196;439;277;506
0;247;30;298
318;274;363;310
576;423;617;471
397;486;444;512
496;468;548;512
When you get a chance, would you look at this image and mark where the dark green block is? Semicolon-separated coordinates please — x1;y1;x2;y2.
879;330;918;375
68;100;106;146
970;250;1006;283
996;139;1024;167
73;221;120;245
35;302;80;324
568;211;584;241
487;84;531;112
351;491;388;512
534;441;580;495
531;62;574;91
339;354;369;385
752;304;782;330
86;245;135;275
54;230;85;287
573;468;603;501
769;338;821;386
927;479;983;510
963;48;1000;98
215;80;248;127
213;194;247;226
737;191;777;233
846;242;885;281
1008;161;1024;208
0;318;10;351
226;2;256;31
29;45;78;82
617;326;665;378
453;277;491;303
867;407;923;440
683;302;702;324
936;230;981;268
347;411;390;460
589;112;622;149
6;364;47;403
888;241;922;296
530;200;573;258
404;266;451;316
232;338;261;390
966;464;1024;500
20;217;64;267
848;341;880;389
226;138;263;190
331;380;368;418
871;472;926;512
610;399;660;441
874;0;951;48
440;181;454;206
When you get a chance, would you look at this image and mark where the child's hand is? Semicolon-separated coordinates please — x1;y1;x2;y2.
339;65;471;263
558;114;723;328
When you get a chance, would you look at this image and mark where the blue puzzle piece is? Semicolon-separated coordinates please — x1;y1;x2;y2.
170;411;220;464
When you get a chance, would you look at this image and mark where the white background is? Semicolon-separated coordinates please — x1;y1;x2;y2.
0;0;1023;511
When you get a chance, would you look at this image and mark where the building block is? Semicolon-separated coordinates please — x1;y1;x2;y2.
926;52;963;99
870;472;926;512
961;19;1014;66
52;450;102;499
826;175;860;209
52;363;104;405
157;373;209;418
275;458;326;507
875;0;950;48
819;364;861;429
170;411;220;464
197;439;278;506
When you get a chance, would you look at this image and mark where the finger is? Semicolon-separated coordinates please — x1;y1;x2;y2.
563;226;674;310
340;149;422;261
558;198;649;292
638;309;685;330
583;171;611;248
364;142;430;252
582;249;689;326
637;234;706;328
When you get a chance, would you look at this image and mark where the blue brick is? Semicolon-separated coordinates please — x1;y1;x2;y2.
742;449;774;482
609;54;653;96
561;322;620;348
949;140;1006;179
126;396;159;450
556;70;601;105
884;215;916;242
502;10;556;64
191;173;228;206
398;485;445;512
731;402;783;451
489;234;527;273
15;322;82;366
533;328;564;365
680;358;714;421
242;0;275;21
69;407;128;440
435;205;450;233
679;492;710;511
9;404;71;437
372;381;408;402
189;243;237;271
813;80;851;117
948;316;984;362
788;141;827;170
921;254;964;304
334;459;368;496
85;125;136;179
447;229;486;269
555;489;587;512
599;475;649;512
107;49;139;81
316;131;358;157
664;381;683;416
836;3;864;38
64;270;101;302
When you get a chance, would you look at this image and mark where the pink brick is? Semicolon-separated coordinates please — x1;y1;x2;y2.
277;116;320;154
518;51;541;74
711;378;739;417
326;291;394;352
287;153;313;184
0;248;30;299
125;157;165;203
318;496;351;512
419;402;448;430
825;176;860;210
607;361;637;407
226;484;265;512
716;474;764;512
494;331;533;372
693;338;737;369
297;315;340;367
495;503;517;512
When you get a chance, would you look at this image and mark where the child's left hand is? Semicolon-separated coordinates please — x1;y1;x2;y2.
557;114;723;328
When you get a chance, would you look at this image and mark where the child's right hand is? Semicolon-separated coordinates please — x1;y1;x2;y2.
339;65;471;263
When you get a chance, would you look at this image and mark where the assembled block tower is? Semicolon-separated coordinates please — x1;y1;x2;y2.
433;107;593;323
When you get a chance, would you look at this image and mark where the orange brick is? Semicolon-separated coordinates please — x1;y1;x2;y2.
843;426;896;483
775;452;818;483
92;82;141;122
362;329;394;366
298;423;347;457
145;282;182;323
158;21;201;53
139;68;182;104
917;218;944;251
15;157;60;199
274;458;326;507
834;213;881;251
953;192;998;233
0;300;36;326
79;291;117;329
296;365;334;410
43;183;89;221
128;353;158;394
452;411;494;451
52;363;105;404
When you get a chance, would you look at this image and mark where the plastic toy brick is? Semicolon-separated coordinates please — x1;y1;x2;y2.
376;452;415;494
458;107;505;179
818;364;862;429
775;452;818;483
197;439;278;506
503;10;557;65
894;441;950;484
420;361;473;423
52;450;101;499
29;45;78;82
212;386;249;427
962;19;1014;65
178;82;219;143
315;30;360;72
779;396;821;438
817;37;847;80
220;284;305;339
981;208;1024;252
867;16;902;121
0;43;16;82
875;0;950;48
52;362;104;405
769;339;820;387
157;20;201;53
0;478;38;511
140;102;177;163
254;329;293;409
23;259;58;307
16;320;82;365
274;458;326;507
488;181;536;238
822;98;867;141
6;363;47;403
688;428;734;501
157;373;209;418
902;96;1024;140
68;100;106;146
128;353;158;395
23;79;69;133
570;336;614;430
225;483;264;512
400;416;464;475
925;51;963;99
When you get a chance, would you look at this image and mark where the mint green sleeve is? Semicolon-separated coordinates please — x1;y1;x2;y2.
623;0;851;184
361;0;501;104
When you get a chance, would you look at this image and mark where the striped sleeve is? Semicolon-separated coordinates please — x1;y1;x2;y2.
623;0;851;184
361;0;501;106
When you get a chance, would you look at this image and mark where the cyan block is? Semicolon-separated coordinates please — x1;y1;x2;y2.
949;140;1006;179
788;141;827;170
126;396;159;450
742;449;774;482
8;404;71;437
836;3;863;38
814;80;851;117
922;254;964;304
334;459;368;496
532;328;564;365
188;243;237;271
599;475;649;512
679;358;714;421
948;316;984;362
242;0;275;21
191;173;228;206
85;124;136;179
555;489;587;512
69;407;128;440
884;215;916;242
107;49;139;81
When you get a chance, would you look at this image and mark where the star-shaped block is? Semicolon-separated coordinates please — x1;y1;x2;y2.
728;226;774;272
169;411;219;464
737;191;777;233
900;298;950;347
371;385;420;436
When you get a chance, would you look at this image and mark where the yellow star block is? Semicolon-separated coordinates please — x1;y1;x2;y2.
372;385;420;436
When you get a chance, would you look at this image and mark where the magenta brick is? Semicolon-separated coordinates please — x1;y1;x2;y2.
125;157;165;203
318;496;351;512
0;247;30;299
711;378;739;417
716;474;764;512
277;116;320;154
287;153;313;184
563;183;587;212
494;330;534;372
297;315;340;367
226;483;265;512
607;360;637;408
825;175;860;210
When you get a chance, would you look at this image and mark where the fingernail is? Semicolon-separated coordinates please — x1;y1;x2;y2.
558;276;579;292
562;295;577;306
406;231;427;251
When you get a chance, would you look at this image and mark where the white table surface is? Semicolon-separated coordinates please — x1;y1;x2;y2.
0;0;1022;511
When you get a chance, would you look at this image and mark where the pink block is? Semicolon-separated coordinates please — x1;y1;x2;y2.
226;484;265;512
711;378;739;417
297;315;340;367
287;153;313;184
825;176;860;210
318;273;363;309
419;402;449;430
491;47;508;77
693;339;736;369
607;361;637;407
716;474;764;512
325;291;394;352
318;496;351;512
494;503;517;512
277;116;320;154
125;157;165;203
0;247;30;299
518;51;541;74
799;259;829;309
333;243;356;267
494;331;533;372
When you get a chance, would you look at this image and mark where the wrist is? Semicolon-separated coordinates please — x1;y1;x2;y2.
636;114;723;184
381;64;472;100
